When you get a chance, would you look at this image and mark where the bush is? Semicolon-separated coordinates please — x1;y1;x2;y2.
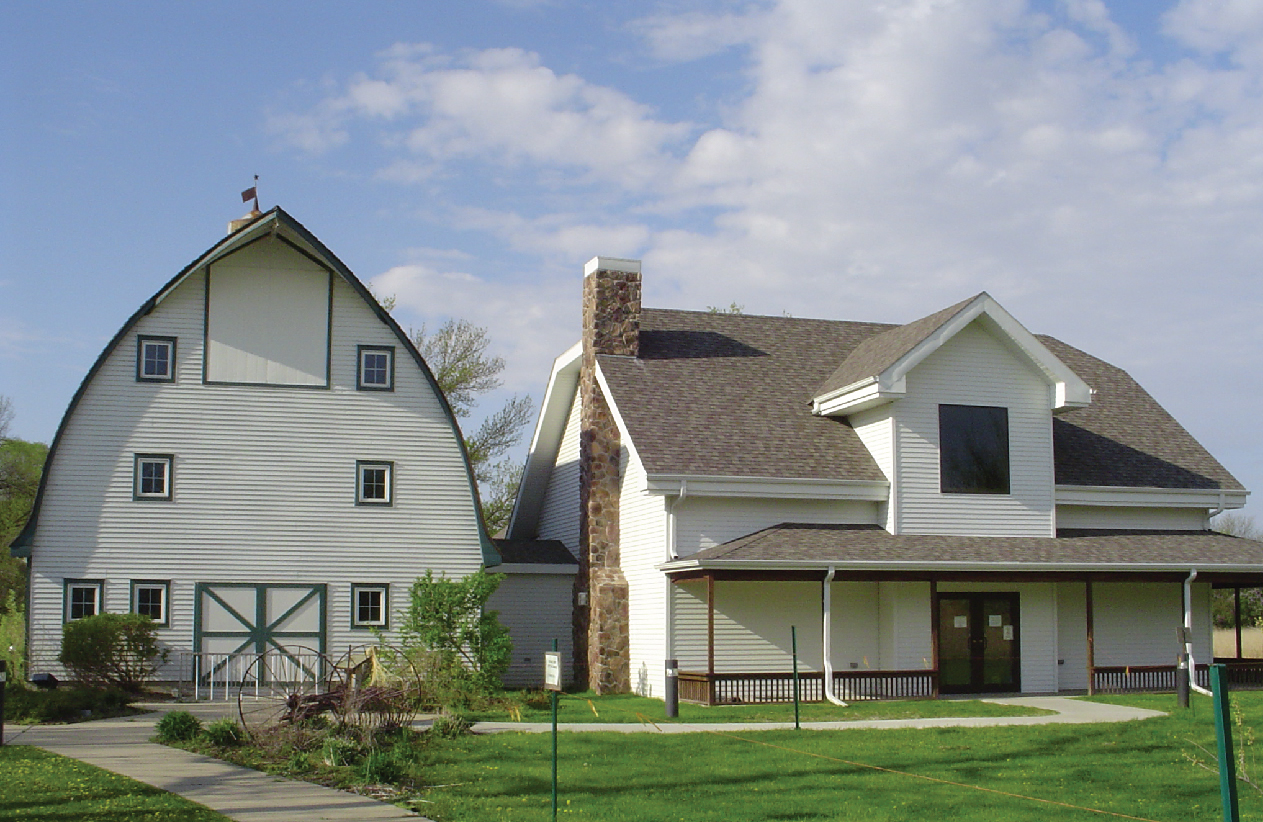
321;735;364;767
4;682;131;723
59;613;168;691
155;710;202;743
204;718;244;747
430;713;472;739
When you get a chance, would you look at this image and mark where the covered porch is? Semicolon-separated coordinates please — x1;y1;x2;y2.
661;525;1263;705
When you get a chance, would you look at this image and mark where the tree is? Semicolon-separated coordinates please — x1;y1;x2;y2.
411;320;534;535
0;395;12;440
0;399;48;616
1211;513;1263;629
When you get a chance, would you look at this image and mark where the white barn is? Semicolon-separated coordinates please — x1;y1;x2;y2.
13;207;508;682
509;257;1263;701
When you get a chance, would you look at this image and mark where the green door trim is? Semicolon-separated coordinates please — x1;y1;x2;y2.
194;582;328;661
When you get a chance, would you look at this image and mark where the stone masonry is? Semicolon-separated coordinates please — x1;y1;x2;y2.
576;259;639;693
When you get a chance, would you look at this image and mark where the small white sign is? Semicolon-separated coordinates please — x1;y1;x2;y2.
989;614;1003;627
0;671;6;683
1003;625;1014;641
544;652;562;691
954;615;968;628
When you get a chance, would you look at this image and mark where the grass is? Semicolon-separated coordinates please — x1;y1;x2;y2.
405;691;1263;821
475;690;1053;724
0;745;230;821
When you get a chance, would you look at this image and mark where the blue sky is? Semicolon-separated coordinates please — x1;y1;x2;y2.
2;0;1260;516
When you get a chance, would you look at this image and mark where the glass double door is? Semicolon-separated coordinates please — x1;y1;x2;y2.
938;593;1020;694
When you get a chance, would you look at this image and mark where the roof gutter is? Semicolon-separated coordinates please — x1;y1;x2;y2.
659;558;1263;575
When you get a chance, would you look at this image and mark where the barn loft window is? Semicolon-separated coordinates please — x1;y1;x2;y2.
65;580;103;621
136;336;176;382
352;584;388;628
134;454;173;501
356;461;393;506
357;345;395;391
939;404;1010;494
132;580;170;626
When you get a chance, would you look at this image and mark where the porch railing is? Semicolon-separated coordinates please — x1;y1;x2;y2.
169;651;327;701
1090;664;1210;694
678;669;936;706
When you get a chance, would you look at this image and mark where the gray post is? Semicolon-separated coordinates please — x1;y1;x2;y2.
1177;627;1190;709
665;659;678;719
0;660;6;746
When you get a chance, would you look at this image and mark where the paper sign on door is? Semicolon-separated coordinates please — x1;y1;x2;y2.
1003;625;1014;641
954;615;967;628
988;614;1003;627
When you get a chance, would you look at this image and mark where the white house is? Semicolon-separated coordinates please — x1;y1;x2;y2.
12;207;528;683
508;256;1263;702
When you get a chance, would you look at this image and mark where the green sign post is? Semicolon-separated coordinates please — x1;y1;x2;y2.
545;640;562;822
1211;663;1240;822
791;626;800;730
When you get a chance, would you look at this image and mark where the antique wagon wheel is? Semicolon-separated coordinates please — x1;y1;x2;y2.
236;647;342;739
330;643;426;730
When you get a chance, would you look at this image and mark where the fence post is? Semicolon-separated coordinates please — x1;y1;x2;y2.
665;659;678;719
1211;663;1240;822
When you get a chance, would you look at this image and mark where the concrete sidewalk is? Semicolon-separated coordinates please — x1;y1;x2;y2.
4;696;1163;822
4;702;423;821
463;696;1166;733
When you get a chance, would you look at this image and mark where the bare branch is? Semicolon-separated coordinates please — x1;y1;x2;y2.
411;320;504;418
0;396;12;441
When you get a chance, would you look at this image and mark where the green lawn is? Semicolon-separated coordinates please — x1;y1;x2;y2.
477;691;1052;724
413;691;1261;821
0;745;230;821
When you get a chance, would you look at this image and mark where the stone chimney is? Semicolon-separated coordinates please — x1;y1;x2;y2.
576;257;640;693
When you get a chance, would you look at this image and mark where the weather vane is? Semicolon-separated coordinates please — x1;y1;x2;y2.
241;175;260;213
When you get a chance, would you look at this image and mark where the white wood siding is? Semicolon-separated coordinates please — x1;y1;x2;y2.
674;497;879;558
489;571;576;687
877;582;933;670
205;242;330;386
674;581;824;672
1056;583;1089;690
1056;506;1207;531
618;445;671;697
896;320;1055;536
537;390;581;558
1091;582;1211;667
849;407;895;532
940;581;1057;693
830;582;881;671
27;242;486;677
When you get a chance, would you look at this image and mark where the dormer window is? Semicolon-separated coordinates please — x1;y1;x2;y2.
939;405;1009;494
137;336;176;382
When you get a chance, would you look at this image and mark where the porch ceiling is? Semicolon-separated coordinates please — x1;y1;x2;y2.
662;523;1263;584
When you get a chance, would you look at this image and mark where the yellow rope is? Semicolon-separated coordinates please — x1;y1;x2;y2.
555;695;1166;822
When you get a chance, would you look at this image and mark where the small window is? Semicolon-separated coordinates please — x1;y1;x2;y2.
137;336;177;382
939;404;1010;494
356;461;393;505
352;584;389;628
357;346;395;391
132;580;170;626
65;580;103;621
134;454;174;501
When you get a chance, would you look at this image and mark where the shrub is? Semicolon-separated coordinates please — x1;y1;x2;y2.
155;710;202;743
321;735;364;767
58;613;168;691
4;683;131;723
430;713;472;739
204;718;244;747
400;569;512;708
358;749;405;783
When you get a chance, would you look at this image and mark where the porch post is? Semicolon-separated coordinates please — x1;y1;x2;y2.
930;578;940;698
1086;579;1096;696
1235;587;1243;660
706;572;715;678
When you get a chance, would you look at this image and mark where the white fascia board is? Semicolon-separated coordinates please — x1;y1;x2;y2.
811;377;903;416
887;294;1092;411
1056;485;1249;509
593;357;646;470
660;558;1261;574
645;474;889;501
495;563;579;575
505;342;581;538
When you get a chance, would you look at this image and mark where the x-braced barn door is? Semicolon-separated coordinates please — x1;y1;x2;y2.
194;583;326;678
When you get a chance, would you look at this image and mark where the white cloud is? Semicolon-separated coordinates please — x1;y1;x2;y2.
280;0;1263;507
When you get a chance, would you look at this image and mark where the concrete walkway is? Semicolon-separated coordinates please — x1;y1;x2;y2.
4;696;1163;821
4;701;423;821
464;696;1166;734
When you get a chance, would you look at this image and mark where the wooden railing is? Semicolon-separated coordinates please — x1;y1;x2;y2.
1214;659;1263;689
678;670;936;705
1091;664;1210;693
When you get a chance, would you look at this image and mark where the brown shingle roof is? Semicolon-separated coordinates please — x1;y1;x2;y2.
595;308;1242;490
684;522;1263;567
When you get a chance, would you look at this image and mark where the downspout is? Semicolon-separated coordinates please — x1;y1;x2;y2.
1207;490;1227;527
664;483;687;666
1185;568;1213;697
822;566;848;706
666;480;687;561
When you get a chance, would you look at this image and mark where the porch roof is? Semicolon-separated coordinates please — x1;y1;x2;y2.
661;523;1263;579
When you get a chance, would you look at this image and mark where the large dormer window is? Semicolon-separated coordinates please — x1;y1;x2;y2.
939;404;1009;494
